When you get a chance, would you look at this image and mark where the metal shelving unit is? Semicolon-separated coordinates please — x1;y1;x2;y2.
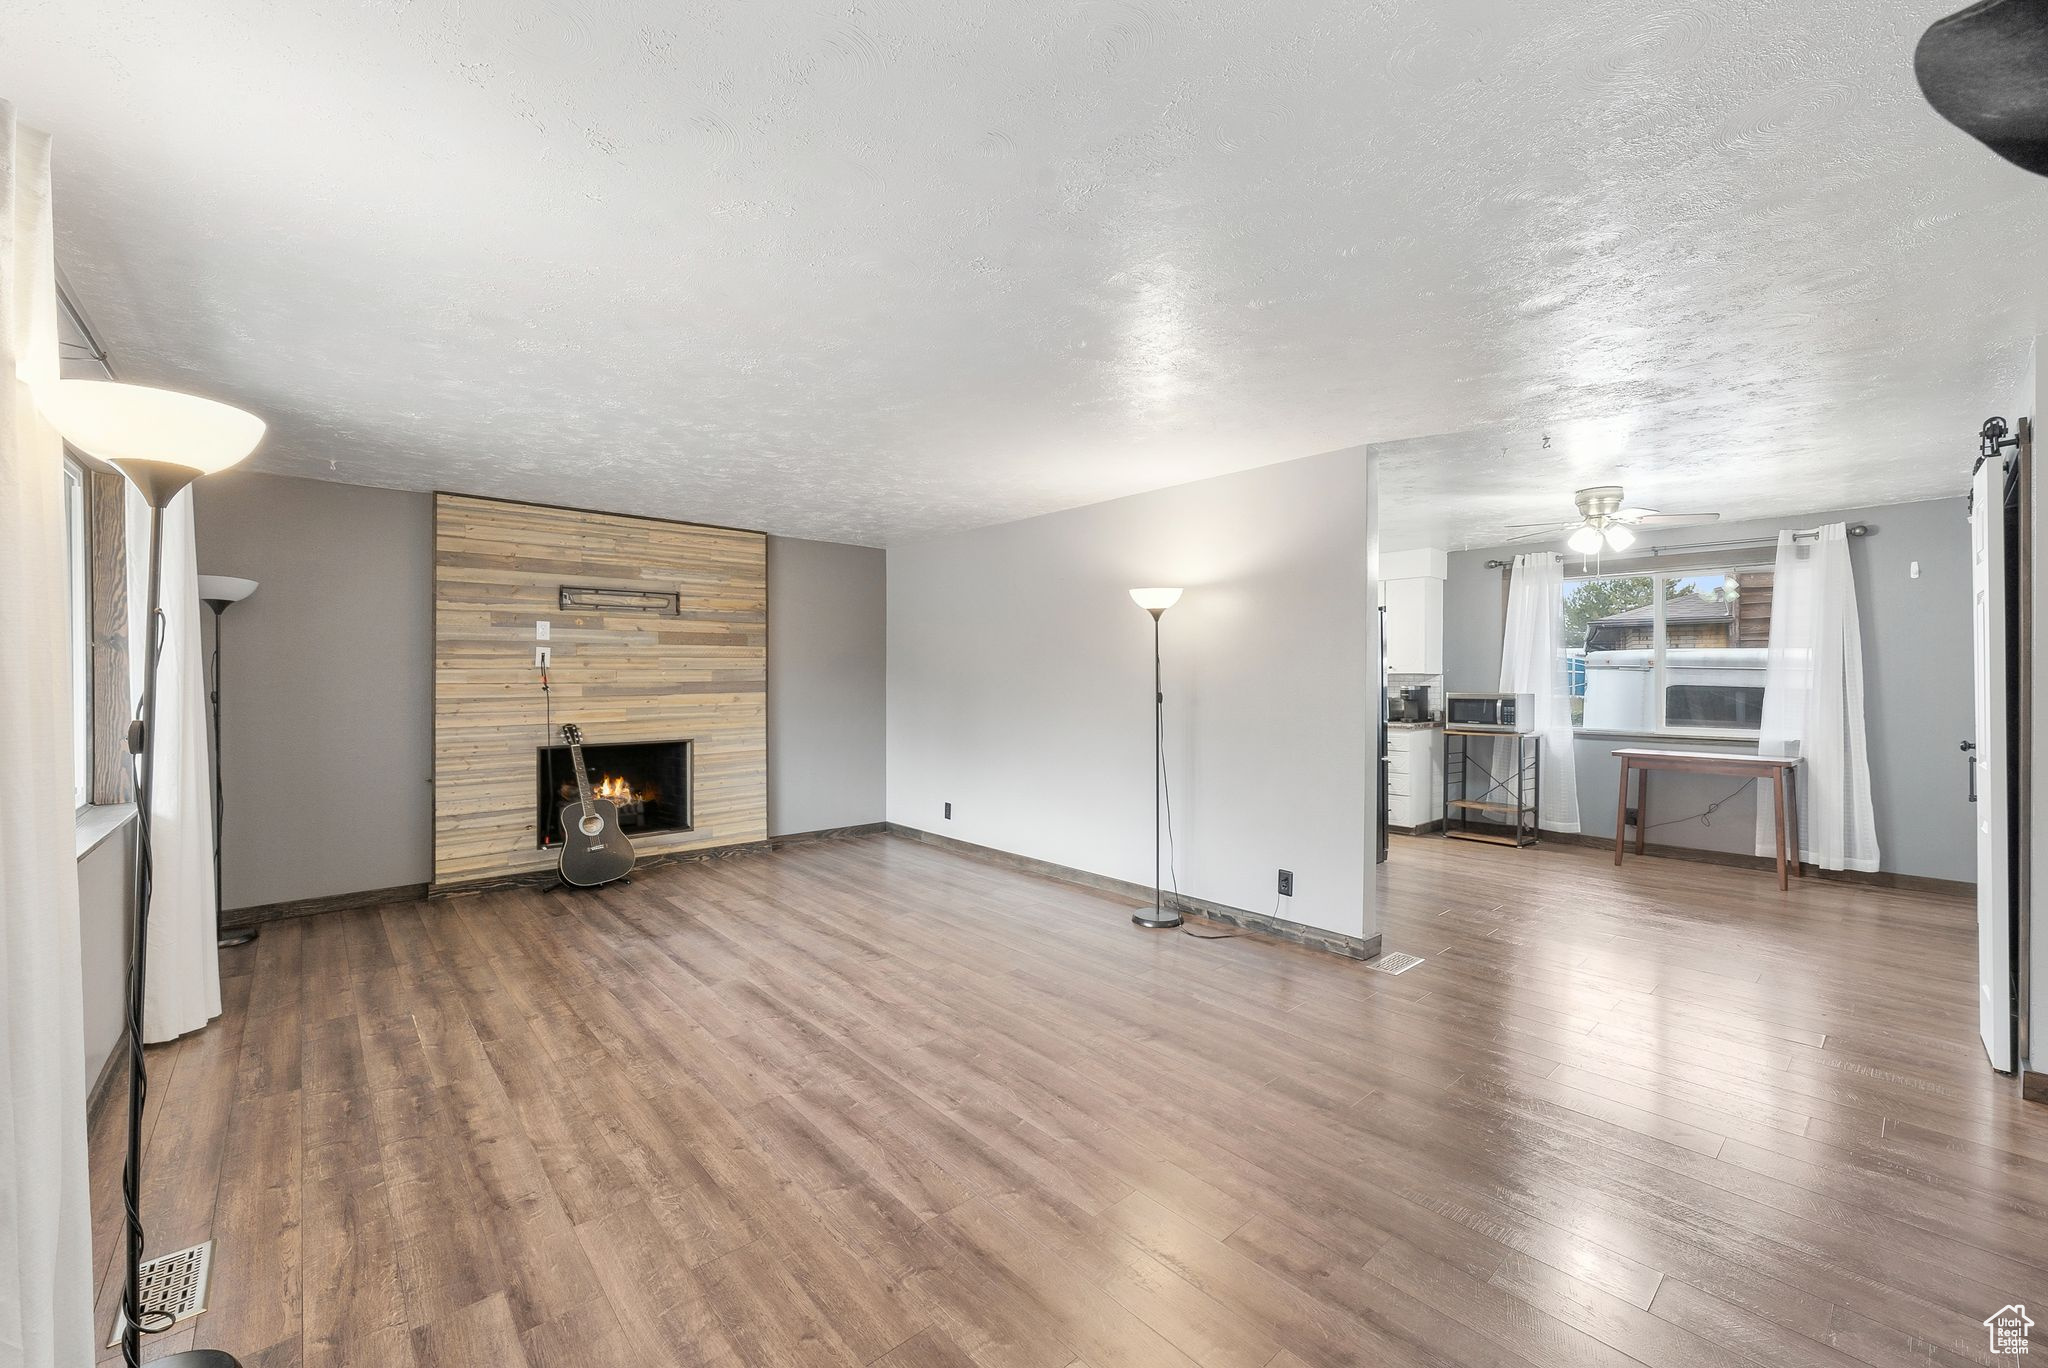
1442;729;1539;847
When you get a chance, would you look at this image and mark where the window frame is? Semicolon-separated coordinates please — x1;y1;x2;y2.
63;456;92;811
1565;561;1772;741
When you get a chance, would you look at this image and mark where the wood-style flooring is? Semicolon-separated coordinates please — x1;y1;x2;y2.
89;831;2048;1367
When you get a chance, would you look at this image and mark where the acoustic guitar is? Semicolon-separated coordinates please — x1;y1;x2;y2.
555;723;637;887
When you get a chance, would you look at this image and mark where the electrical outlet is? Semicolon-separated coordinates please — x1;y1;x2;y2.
535;646;552;668
1277;869;1294;897
944;802;953;820
536;620;551;640
1624;806;1639;828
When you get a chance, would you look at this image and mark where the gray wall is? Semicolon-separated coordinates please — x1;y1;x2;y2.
1442;496;1974;883
194;471;435;906
194;474;888;907
767;536;886;835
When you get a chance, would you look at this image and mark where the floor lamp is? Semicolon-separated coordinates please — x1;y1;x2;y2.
1129;587;1183;928
197;575;259;948
42;380;265;1368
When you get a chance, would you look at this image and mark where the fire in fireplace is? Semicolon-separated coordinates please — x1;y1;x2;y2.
535;737;692;848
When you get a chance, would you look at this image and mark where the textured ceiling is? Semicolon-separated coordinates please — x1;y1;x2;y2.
6;0;2044;546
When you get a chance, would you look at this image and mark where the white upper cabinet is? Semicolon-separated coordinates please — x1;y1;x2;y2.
1384;577;1443;674
1380;547;1446;675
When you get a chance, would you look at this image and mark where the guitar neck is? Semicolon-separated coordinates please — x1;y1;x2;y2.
566;740;595;808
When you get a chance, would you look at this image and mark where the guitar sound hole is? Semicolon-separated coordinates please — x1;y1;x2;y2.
579;813;604;837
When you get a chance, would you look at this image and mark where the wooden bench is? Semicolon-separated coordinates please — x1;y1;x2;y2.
1611;748;1803;890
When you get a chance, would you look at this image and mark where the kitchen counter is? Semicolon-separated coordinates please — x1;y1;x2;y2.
1385;726;1446;833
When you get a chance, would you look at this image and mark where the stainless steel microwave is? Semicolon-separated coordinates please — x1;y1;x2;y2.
1446;692;1534;732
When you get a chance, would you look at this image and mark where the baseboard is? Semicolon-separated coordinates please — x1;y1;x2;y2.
884;823;1381;961
86;1042;123;1126
222;882;429;928
229;827;887;917
428;836;775;898
2024;1071;2048;1105
1475;827;1975;897
768;821;889;847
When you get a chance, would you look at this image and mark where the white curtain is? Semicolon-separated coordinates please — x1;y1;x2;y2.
0;106;96;1368
1499;552;1580;833
1754;524;1879;871
126;488;222;1041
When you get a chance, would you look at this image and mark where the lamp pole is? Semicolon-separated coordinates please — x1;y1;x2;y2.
43;380;264;1368
1128;589;1183;928
107;462;221;1368
200;580;259;947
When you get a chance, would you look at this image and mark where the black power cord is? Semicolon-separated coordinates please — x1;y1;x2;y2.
120;608;176;1357
540;662;556;849
1644;779;1755;832
1156;690;1246;942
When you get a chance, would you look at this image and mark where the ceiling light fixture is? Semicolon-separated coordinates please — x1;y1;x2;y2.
1602;524;1637;553
1566;526;1603;556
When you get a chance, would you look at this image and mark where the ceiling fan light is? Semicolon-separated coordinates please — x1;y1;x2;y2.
1567;526;1604;555
1603;524;1637;553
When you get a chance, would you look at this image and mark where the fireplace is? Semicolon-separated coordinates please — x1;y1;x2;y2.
535;738;692;849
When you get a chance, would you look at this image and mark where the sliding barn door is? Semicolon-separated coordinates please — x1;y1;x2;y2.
1972;454;2015;1073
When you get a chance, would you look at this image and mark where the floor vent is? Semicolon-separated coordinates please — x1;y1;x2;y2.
1367;951;1425;975
107;1240;213;1346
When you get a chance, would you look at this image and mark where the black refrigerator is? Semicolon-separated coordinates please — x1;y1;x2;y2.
1377;605;1389;864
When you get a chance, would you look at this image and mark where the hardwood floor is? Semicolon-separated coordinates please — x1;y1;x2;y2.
90;831;2048;1367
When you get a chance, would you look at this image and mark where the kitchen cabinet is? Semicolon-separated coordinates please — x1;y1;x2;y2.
1385;726;1444;832
1384;577;1443;675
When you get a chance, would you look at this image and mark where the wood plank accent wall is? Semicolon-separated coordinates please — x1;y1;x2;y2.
433;494;767;887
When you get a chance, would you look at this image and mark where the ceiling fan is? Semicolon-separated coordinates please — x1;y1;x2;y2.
1505;485;1721;554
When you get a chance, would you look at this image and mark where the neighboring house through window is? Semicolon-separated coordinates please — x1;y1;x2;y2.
1562;567;1774;734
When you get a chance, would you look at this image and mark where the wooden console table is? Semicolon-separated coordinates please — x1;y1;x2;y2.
1612;748;1803;890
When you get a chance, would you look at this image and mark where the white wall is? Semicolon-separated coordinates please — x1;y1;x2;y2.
768;536;886;835
886;446;1377;943
76;824;133;1090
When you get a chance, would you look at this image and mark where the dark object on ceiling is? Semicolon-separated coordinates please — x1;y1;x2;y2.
1916;0;2048;177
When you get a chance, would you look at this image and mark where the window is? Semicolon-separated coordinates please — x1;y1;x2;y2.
1563;566;1772;734
64;459;92;809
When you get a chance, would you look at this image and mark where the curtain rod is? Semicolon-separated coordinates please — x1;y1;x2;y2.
55;262;118;380
1483;523;1871;570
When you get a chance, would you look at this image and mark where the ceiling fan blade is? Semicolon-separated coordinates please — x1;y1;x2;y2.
1500;520;1579;530
1627;512;1721;527
1499;527;1571;544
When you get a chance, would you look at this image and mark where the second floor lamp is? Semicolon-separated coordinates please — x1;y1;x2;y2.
197;575;258;947
1128;587;1183;928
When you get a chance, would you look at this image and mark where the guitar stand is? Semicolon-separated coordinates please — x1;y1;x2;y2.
552;874;633;892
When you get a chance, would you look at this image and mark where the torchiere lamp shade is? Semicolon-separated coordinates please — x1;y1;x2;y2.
40;380;265;503
1129;586;1183;614
197;575;259;605
1916;0;2048;177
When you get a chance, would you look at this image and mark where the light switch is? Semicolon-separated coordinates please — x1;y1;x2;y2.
536;620;552;640
1910;561;1920;580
